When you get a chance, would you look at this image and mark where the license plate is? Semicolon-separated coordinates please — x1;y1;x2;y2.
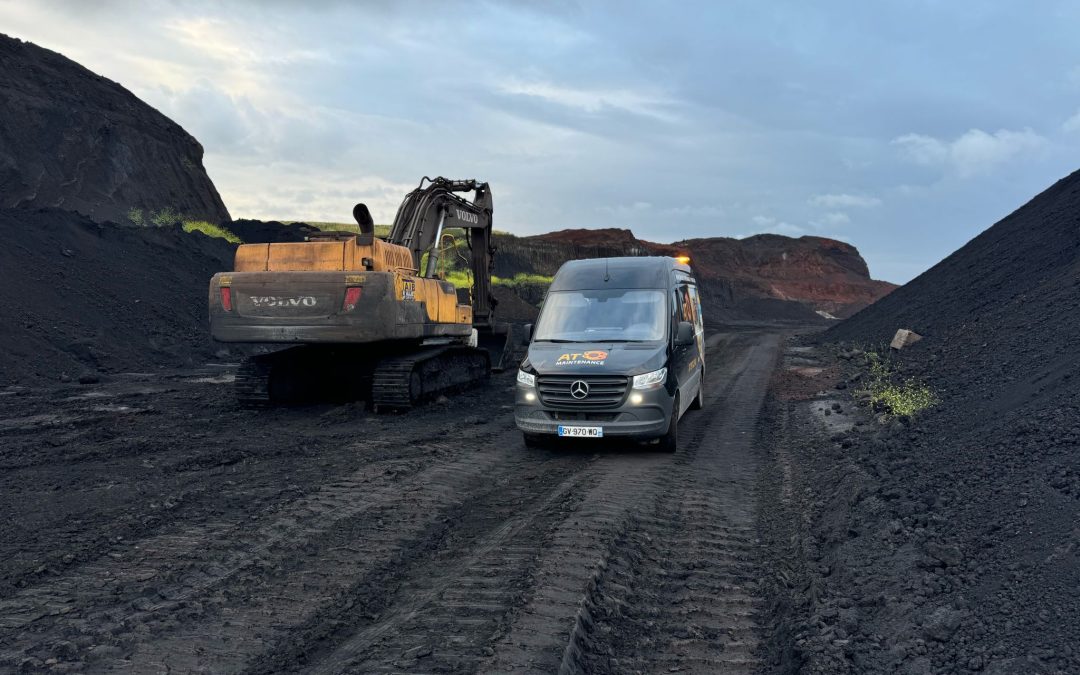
558;425;603;438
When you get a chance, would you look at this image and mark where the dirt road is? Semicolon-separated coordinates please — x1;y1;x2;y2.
0;329;782;673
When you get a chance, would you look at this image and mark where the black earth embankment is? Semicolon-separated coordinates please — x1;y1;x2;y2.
0;33;231;224
0;208;234;385
774;169;1080;672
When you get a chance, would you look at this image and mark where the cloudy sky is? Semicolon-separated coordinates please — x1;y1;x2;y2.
3;0;1079;282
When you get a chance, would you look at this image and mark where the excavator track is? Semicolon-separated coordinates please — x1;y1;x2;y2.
232;345;492;410
372;346;491;412
234;355;273;406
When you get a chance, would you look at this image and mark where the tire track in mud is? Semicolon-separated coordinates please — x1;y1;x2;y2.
566;334;776;674
117;424;587;673
0;414;521;670
565;334;779;674
297;466;592;674
479;332;778;674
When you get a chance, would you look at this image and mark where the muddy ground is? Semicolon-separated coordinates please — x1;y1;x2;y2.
2;327;829;674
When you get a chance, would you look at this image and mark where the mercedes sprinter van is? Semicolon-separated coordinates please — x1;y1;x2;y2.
514;256;705;452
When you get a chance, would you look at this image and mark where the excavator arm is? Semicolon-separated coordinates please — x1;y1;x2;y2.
385;177;497;328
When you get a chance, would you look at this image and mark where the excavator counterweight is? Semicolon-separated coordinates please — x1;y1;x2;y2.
208;177;510;410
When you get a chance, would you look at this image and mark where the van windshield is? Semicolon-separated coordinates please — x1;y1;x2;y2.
533;289;667;342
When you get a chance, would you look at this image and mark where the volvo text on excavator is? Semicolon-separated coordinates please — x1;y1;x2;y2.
208;177;510;410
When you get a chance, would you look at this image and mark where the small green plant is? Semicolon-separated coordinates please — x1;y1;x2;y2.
182;220;242;244
150;207;183;227
127;207;146;226
444;269;473;288
857;350;938;418
499;272;555;286
868;379;938;417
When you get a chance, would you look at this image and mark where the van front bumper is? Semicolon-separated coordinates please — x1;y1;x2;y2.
513;385;673;439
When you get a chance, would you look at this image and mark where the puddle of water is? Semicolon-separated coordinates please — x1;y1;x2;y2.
787;366;824;378
807;398;855;433
89;405;145;414
0;405;147;432
187;374;236;385
0;413;82;432
64;391;115;402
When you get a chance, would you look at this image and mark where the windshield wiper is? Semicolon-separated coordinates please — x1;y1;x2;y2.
534;338;578;343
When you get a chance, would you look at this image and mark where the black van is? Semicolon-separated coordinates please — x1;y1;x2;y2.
515;256;705;452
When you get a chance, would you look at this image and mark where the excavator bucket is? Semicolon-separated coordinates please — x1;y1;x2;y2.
476;322;515;372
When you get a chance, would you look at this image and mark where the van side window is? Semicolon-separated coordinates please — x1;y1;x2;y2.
687;285;704;333
676;285;696;327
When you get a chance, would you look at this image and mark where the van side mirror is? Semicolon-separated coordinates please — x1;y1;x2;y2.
522;323;533;344
675;321;694;346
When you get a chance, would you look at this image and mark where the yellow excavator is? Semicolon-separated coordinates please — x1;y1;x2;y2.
208;177;510;409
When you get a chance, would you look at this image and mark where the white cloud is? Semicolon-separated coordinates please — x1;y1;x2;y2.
212;161;417;223
752;215;776;227
808;193;882;208
497;78;679;122
661;204;724;218
892;127;1047;177
813;212;850;227
1064;109;1080;133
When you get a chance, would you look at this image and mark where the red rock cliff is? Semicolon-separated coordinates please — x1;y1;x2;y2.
492;228;895;323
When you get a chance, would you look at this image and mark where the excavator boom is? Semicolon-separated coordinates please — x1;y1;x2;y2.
388;177;496;327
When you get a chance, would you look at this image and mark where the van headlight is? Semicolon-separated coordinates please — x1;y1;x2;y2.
517;370;536;387
632;367;667;389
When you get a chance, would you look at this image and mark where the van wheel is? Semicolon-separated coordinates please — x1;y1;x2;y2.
690;369;705;410
658;396;678;453
523;433;545;450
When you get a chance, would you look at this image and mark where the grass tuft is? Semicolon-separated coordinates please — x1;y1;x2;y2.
857;351;938;418
182;220;243;244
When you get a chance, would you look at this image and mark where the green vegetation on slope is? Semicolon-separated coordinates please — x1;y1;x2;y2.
182;220;243;244
128;207;242;244
857;350;938;418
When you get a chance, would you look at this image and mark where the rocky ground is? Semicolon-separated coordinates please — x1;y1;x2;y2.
759;343;1080;675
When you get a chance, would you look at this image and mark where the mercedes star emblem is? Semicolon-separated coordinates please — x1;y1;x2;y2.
570;380;589;399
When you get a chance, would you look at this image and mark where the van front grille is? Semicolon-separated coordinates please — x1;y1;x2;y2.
537;374;629;409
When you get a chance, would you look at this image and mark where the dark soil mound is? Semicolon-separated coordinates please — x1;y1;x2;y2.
800;168;1080;672
0;209;234;385
228;219;319;243
0;34;230;225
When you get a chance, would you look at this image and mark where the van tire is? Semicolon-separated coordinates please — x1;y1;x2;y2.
690;369;705;410
658;396;679;453
523;433;545;449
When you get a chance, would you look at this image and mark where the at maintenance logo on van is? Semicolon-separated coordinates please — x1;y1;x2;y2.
556;351;608;366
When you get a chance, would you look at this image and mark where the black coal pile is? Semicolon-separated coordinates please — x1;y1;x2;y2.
0;34;230;225
228;219;319;243
0;209;235;385
790;169;1080;673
